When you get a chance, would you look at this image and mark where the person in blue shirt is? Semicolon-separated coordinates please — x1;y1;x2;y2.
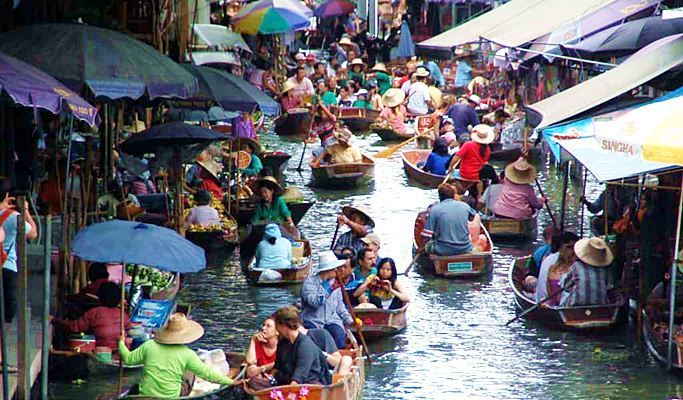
446;95;481;141
255;223;292;270
422;137;451;176
424;60;445;88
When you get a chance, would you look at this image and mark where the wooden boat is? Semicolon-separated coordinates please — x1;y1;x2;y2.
244;240;313;285
481;213;538;241
334;107;380;134
489;142;543;162
244;345;364;400
371;124;414;141
509;256;625;330
642;282;683;370
236;200;315;227
185;229;238;253
413;211;493;278
354;304;408;339
261;151;291;182
401;150;479;190
310;155;375;189
118;352;245;399
275;108;311;136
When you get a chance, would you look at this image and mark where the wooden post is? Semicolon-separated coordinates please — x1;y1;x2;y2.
178;0;190;62
16;197;29;400
41;215;52;399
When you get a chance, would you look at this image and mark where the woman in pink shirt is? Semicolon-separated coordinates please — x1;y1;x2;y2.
280;81;302;112
492;158;545;219
378;88;411;135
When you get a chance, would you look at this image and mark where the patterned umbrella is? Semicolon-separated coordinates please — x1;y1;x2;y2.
0;24;197;100
232;0;313;35
0;51;98;126
314;0;355;18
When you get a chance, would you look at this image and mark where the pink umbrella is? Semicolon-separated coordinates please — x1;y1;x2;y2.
314;0;354;18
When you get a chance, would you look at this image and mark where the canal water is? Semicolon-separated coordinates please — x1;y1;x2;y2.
51;125;683;399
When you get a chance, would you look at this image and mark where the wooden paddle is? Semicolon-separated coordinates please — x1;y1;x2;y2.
329;221;341;251
442;159;462;185
374;135;418;158
534;178;557;228
505;280;575;326
401;247;424;276
336;271;373;364
297;110;317;172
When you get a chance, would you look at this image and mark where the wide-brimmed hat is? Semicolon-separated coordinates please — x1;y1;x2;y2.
574;237;614;267
154;313;204;344
339;37;353;46
122;120;146;134
371;63;387;73
504;158;537;185
360;233;381;247
237;137;261;154
467;94;482;105
350;58;364;68
470;124;495;145
317;250;346;273
256;176;283;195
342;205;375;228
197;159;222;180
333;128;355;144
415;67;430;78
294;53;306;61
382;88;406;108
281;80;297;94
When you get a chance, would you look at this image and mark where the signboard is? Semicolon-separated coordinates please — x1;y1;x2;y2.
131;299;176;328
447;261;473;273
488;220;521;234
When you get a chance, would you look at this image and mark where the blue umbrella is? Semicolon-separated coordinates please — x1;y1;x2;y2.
71;220;206;273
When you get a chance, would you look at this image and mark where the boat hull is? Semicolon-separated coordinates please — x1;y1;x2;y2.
236;201;315;227
372;126;413;141
244;240;313;285
310;155;375;189
401;150;478;190
489;143;543;162
261;152;291;182
481;214;538;241
642;282;683;370
355;304;408;339
335;107;379;134
509;257;625;330
275;110;311;136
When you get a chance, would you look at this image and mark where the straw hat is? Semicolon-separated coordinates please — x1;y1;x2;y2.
470;124;495;145
154;313;204;345
282;186;303;202
238;137;261;154
342;205;375;228
415;67;430;78
504;158;537;185
467;94;482;105
371;63;388;73
333;128;355;145
256;176;283;195
281;80;297;94
317;251;346;273
382;88;406;108
339;37;353;46
574;237;614;267
350;58;365;68
360;233;381;247
197;159;222;180
122;120;146;134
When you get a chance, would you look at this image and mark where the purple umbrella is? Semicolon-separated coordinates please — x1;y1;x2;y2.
314;0;355;18
0;51;98;126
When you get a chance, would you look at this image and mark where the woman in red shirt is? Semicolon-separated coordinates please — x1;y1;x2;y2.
245;316;278;378
447;124;495;181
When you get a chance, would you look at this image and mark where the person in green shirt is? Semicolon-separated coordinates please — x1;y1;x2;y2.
370;63;392;95
252;176;294;228
312;78;337;107
348;58;365;87
352;89;373;109
240;138;263;177
118;313;236;398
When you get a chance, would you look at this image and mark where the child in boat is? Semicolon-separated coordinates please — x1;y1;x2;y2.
183;189;221;229
422;137;451;176
355;257;409;310
255;223;292;270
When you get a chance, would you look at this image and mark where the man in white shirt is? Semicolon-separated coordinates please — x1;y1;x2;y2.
406;67;433;115
285;66;315;98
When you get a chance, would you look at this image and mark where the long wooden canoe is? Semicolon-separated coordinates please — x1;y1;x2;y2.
401;150;479;190
244;346;365;400
236;200;315;227
509;256;625;330
642;282;683;371
354;304;408;339
244;240;313;285
275;108;312;136
371;124;414;141
481;213;538;241
118;352;245;399
261;151;291;182
310;155;375;189
413;211;493;278
185;230;238;254
489;142;543;162
335;107;380;134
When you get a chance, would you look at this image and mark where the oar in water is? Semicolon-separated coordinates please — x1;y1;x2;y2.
505;280;575;326
329;221;341;251
534;178;557;228
336;271;373;364
400;247;424;276
374;133;432;159
296;141;308;172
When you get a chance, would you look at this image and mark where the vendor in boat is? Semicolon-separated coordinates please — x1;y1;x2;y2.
255;223;292;269
280;81;303;113
245;316;278;380
355;257;409;310
251;177;295;230
313;79;338;107
231;111;258;140
352;89;373;109
196;159;224;200
348;58;366;86
445;94;481;142
52;281;131;351
369;63;392;95
75;262;110;302
534;231;577;303
447;124;494;182
239;138;264;177
271;306;332;387
422;137;451;176
312;128;362;166
285;66;315;98
183;189;220;229
308;103;338;156
378;88;413;135
421;184;476;256
491;158;545;219
333;205;374;255
118;313;235;398
97;181;141;219
558;237;614;307
301;251;361;349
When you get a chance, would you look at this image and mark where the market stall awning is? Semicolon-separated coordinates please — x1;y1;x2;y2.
193;24;251;53
189;51;240;66
527;34;683;129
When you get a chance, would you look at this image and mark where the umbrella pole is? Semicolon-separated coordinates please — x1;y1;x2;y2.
41;216;52;400
580;169;588;237
666;180;683;371
559;162;569;231
118;260;126;395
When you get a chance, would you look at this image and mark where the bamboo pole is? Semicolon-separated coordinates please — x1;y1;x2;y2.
41;215;52;399
16;197;29;400
666;180;683;370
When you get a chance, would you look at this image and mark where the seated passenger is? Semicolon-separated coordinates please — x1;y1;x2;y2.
378;89;413;135
421;184;476;256
421;137;451;176
355;257;409;310
492;158;545;219
255;223;292;269
78;262;110;301
313;128;362;166
183;189;220;229
252;177;295;228
333;206;374;256
559;237;613;307
535;232;578;305
350;248;379;303
523;226;557;292
245;317;278;379
239;139;263;177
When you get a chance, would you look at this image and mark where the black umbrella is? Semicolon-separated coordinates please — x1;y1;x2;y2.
119;122;228;155
562;16;683;58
